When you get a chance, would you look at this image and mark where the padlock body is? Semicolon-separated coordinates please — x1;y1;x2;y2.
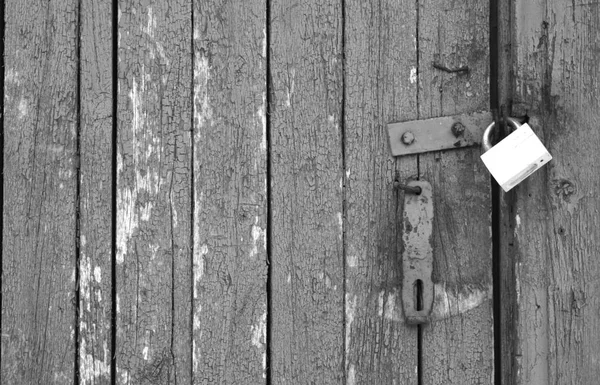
481;123;552;192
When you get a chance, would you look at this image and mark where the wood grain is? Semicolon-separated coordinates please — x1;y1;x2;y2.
269;0;345;383
2;1;78;383
418;0;494;383
116;2;192;383
79;0;113;383
505;1;600;383
344;0;419;383
191;0;268;383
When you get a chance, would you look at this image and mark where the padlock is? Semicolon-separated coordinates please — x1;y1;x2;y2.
481;118;552;192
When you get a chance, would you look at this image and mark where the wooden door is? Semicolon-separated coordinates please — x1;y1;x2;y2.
0;0;598;384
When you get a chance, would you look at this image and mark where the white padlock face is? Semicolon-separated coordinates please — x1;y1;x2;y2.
481;123;552;192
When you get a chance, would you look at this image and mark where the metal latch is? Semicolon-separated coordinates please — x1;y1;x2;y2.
387;111;493;156
400;180;434;325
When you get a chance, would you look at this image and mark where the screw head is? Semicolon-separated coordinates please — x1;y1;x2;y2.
401;131;415;145
451;122;465;137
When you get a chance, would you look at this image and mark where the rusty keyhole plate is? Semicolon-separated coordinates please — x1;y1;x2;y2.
401;180;434;325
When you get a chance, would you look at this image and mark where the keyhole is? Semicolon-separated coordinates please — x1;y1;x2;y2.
414;279;423;311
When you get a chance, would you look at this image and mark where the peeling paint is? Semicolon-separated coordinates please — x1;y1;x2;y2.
345;294;357;356
117;74;161;264
194;244;209;299
516;214;521;228
347;254;357;268
347;364;356;385
18;98;28;117
250;216;266;259
193;311;202;330
143;7;156;37
257;92;267;153
251;309;267;379
337;212;343;239
432;283;491;319
194;52;213;130
379;290;402;321
286;68;295;107
262;28;267;59
93;266;102;283
80;253;92;312
6;68;19;85
410;67;417;84
79;339;110;385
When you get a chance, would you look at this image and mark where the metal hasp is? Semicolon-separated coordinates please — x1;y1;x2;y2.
387;111;493;157
401;180;434;325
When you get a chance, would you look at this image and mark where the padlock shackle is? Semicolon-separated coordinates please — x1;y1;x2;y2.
482;117;522;153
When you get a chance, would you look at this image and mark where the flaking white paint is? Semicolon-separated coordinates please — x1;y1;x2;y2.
194;244;209;299
250;216;266;259
409;67;417;84
79;339;110;385
347;364;356;385
251;309;267;379
286;68;296;107
432;283;491;319
257;92;267;153
347;254;358;268
345;294;357;355
18;98;28;117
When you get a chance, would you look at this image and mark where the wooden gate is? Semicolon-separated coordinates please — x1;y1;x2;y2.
1;0;598;384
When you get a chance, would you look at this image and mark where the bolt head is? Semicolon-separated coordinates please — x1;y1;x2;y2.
401;131;415;145
451;122;466;137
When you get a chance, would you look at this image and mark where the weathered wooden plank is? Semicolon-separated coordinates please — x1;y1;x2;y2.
505;1;600;383
191;0;268;383
269;0;345;383
417;0;494;383
1;1;78;383
344;0;419;383
79;0;113;383
116;2;192;383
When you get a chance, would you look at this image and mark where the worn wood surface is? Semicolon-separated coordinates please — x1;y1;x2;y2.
504;1;600;383
417;0;494;383
191;0;268;383
116;1;192;383
79;0;113;383
1;1;78;383
269;0;345;383
344;0;419;383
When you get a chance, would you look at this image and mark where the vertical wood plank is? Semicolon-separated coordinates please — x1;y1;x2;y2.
506;1;600;383
417;0;494;383
191;0;268;383
116;1;192;383
79;0;113;383
269;0;345;383
1;1;78;383
344;0;419;383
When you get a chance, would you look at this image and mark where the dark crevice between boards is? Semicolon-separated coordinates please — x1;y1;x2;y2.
111;0;118;383
75;1;82;383
489;0;502;383
265;0;273;383
0;0;5;379
415;1;423;384
340;0;347;383
189;2;195;383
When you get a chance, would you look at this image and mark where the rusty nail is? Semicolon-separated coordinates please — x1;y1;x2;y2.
451;122;465;137
394;182;422;195
402;131;415;145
